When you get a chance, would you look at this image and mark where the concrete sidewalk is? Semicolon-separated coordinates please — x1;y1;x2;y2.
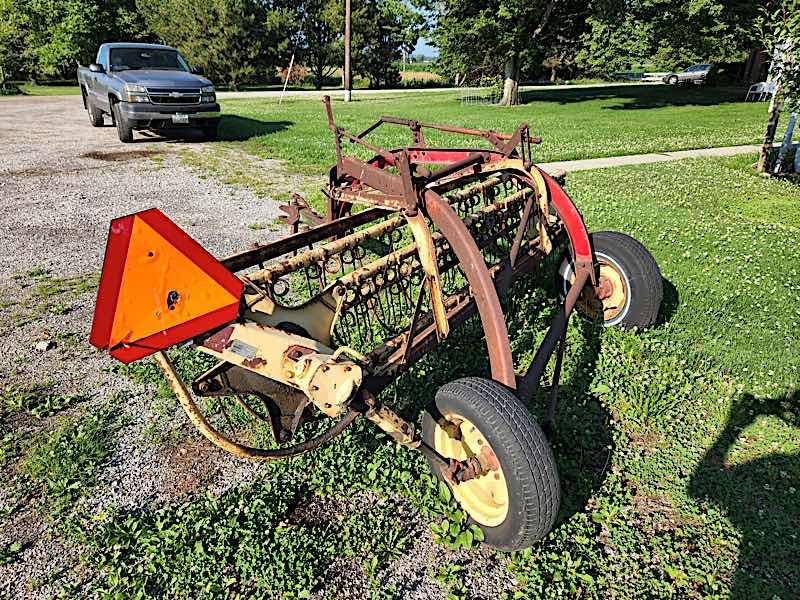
537;144;763;174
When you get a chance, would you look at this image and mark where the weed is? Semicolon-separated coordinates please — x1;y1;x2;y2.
29;270;99;297
5;269;99;327
434;563;468;600
1;383;87;419
0;433;14;468
429;482;484;551
21;411;113;511
179;145;309;202
0;541;22;566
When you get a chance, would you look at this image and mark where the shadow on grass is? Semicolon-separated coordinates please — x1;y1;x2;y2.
659;278;680;325
689;390;800;599
218;115;293;141
548;319;611;523
131;115;292;144
519;85;749;110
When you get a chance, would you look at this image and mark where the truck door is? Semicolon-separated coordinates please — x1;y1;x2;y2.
91;46;111;112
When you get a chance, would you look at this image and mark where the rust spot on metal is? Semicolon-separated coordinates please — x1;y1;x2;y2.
242;357;267;369
595;277;614;301
200;326;234;353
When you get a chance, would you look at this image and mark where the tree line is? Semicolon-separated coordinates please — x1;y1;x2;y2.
0;0;423;90
431;0;780;104
0;0;790;98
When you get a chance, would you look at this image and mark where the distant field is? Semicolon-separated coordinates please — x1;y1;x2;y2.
400;70;442;83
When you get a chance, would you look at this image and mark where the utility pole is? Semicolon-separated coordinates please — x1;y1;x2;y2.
343;0;352;102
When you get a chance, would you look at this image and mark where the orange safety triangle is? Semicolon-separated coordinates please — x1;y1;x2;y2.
90;208;243;363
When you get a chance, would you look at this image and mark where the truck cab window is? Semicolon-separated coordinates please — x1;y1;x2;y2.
109;49;190;72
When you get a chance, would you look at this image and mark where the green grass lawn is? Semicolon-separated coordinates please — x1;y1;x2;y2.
218;85;770;174
3;83;81;96
11;154;792;599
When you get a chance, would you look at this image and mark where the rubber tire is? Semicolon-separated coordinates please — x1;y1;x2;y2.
421;377;560;551
668;75;678;85
86;98;103;127
558;230;663;329
112;101;134;143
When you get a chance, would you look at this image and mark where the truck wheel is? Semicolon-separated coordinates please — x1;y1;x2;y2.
421;377;560;551
86;98;104;127
112;101;134;143
557;230;663;329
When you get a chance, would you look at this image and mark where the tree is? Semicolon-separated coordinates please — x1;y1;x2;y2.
12;0;150;79
535;0;592;82
297;0;342;90
576;14;652;76
353;0;424;89
23;0;100;77
104;0;152;43
756;0;799;172
0;0;27;87
433;0;558;105
577;0;768;76
137;0;294;89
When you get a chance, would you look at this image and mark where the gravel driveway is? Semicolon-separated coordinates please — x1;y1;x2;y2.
0;95;290;598
0;95;287;279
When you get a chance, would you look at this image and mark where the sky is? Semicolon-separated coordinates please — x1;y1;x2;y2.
414;38;438;58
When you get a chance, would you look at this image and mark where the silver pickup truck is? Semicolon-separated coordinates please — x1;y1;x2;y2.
77;43;221;142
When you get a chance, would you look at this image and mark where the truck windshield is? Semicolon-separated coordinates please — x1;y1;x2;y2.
109;48;190;72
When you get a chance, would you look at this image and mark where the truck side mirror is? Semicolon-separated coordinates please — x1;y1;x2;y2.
191;65;204;75
89;63;105;73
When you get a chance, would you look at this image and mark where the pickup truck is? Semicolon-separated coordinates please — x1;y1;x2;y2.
77;42;221;143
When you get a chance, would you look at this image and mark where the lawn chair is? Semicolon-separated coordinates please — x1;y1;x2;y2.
745;82;775;102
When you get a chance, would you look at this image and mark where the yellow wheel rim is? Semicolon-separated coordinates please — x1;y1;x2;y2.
433;412;509;527
568;256;630;324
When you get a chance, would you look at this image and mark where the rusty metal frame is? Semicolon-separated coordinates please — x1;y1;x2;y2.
313;97;594;390
145;97;599;467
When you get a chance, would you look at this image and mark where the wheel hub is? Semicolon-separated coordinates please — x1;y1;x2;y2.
570;257;630;323
433;412;509;526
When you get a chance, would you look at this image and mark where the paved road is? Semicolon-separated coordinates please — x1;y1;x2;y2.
216;81;661;100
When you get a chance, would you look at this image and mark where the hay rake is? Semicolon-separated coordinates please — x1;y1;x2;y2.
90;97;662;550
